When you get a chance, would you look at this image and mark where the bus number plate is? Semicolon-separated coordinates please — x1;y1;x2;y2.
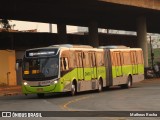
37;88;43;92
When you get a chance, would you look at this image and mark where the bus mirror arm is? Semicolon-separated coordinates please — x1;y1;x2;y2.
16;59;22;71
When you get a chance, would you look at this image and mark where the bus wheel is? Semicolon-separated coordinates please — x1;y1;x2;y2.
98;79;103;92
127;76;132;88
37;93;44;98
120;76;132;89
121;76;132;89
71;83;76;96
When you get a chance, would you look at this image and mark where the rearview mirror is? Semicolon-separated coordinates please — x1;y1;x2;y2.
16;59;22;70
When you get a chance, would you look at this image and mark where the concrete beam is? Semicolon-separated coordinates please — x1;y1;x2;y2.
100;0;160;10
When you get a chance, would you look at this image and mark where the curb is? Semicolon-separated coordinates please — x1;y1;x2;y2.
0;86;21;91
0;92;22;97
0;86;22;97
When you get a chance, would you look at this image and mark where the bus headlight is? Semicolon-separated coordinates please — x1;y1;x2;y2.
53;80;58;84
23;82;28;86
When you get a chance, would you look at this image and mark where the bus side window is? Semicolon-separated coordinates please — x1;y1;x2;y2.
84;52;90;67
69;51;76;68
111;52;116;66
114;52;121;66
137;51;143;64
89;52;96;67
60;58;63;71
61;57;69;71
122;52;131;65
96;52;104;66
76;52;83;68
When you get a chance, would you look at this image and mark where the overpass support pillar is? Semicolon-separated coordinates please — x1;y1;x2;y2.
137;16;148;67
57;24;67;44
88;21;99;47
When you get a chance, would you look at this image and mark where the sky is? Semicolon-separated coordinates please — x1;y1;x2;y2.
11;20;78;33
0;20;141;36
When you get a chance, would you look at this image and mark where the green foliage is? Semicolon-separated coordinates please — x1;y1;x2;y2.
148;47;160;66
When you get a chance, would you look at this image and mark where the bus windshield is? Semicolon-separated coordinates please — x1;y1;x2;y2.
23;57;59;81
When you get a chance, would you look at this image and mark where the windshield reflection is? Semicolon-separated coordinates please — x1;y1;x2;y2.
23;57;59;81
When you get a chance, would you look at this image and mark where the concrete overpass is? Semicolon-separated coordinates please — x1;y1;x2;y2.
0;0;160;31
1;0;160;67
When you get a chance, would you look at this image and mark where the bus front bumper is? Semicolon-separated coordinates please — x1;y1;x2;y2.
22;84;61;94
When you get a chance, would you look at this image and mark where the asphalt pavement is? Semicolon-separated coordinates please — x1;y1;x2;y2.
0;78;160;120
0;78;159;97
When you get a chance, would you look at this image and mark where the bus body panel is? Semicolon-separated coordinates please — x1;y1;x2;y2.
108;48;144;86
21;45;144;95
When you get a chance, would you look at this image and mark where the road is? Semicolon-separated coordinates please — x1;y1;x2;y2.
0;79;160;120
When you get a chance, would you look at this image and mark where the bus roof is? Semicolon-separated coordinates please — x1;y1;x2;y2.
98;45;130;49
26;44;141;52
49;44;93;48
26;44;93;51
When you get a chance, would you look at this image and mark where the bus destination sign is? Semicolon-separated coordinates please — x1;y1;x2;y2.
26;49;58;57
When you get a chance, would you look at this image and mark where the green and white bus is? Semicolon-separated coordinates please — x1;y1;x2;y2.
17;44;144;97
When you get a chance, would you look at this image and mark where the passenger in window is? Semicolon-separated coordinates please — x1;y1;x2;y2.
63;58;67;70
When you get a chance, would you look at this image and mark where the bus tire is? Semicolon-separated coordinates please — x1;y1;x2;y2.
70;81;77;96
37;93;45;98
98;79;103;92
126;76;132;88
121;76;132;89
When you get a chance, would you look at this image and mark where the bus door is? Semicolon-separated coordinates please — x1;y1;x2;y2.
76;52;84;80
114;52;122;77
105;49;112;86
83;52;92;80
131;51;138;74
89;52;97;79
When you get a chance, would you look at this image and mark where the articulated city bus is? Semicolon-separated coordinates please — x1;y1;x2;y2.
17;44;144;97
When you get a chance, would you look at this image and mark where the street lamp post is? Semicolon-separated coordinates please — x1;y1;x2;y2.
150;36;154;69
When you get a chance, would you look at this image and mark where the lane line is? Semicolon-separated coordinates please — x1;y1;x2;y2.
60;96;93;111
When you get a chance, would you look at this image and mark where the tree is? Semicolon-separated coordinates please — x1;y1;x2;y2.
0;19;12;30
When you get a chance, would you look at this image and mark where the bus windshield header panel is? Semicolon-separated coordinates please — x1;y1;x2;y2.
25;48;59;58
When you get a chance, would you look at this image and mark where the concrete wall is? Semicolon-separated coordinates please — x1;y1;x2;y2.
0;50;17;86
15;51;25;85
